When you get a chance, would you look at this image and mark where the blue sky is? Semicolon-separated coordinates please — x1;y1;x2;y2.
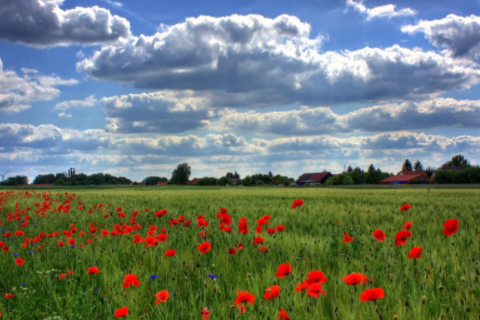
1;0;480;182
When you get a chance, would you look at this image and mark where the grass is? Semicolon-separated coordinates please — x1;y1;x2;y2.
0;187;479;319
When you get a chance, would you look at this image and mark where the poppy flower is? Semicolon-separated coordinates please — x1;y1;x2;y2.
267;228;276;235
15;257;24;266
274;263;292;278
228;247;237;255
264;285;281;300
403;222;412;229
198;242;211;254
372;229;386;242
234;289;255;307
276;225;285;232
59;273;66;279
123;274;141;288
305;270;328;285
68;270;73;276
155;290;170;304
342;273;367;286
201;307;210;320
68;238;75;246
237;243;244;250
307;283;326;297
360;288;385;302
277;309;289;320
87;267;99;274
259;246;269;252
5;293;13;299
394;230;412;246
400;204;412;211
443;219;459;236
165;249;177;257
252;237;264;245
293;199;304;207
407;246;422;259
114;307;128;318
343;233;354;242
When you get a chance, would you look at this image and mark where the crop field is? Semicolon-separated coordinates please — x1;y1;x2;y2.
0;186;480;320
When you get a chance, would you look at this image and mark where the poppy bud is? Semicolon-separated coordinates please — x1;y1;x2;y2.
461;277;466;282
203;281;207;288
465;306;471;313
404;300;410;308
393;315;398;320
212;264;215;268
247;273;252;279
421;296;427;304
438;285;444;291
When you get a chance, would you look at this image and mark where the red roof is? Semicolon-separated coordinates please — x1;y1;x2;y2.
186;178;200;185
297;172;331;182
229;178;238;183
397;170;428;177
157;181;168;185
379;173;428;183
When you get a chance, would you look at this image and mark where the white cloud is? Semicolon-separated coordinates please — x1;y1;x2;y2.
0;0;131;47
214;98;480;135
0;58;78;113
57;112;72;118
55;95;97;110
77;15;479;105
346;0;417;21
402;14;480;60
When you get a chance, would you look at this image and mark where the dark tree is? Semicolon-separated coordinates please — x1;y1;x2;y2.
142;176;168;185
268;171;273;177
346;165;353;173
402;159;413;171
171;163;191;185
413;160;424;171
226;172;233;179
425;166;435;178
233;171;240;179
367;164;375;173
442;154;470;169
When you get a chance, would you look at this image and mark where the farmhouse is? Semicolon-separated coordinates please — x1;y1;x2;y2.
296;172;332;186
378;170;430;185
186;178;200;185
157;181;168;186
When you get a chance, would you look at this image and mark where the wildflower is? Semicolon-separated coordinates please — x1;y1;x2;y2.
403;222;412;229
198;242;211;254
343;233;354;242
307;283;326;297
443;219;459;236
87;267;99;275
277;309;290;320
123;274;141;288
59;273;66;279
201;307;210;320
360;288;385;302
259;246;269;252
165;249;177;257
149;275;158;280
394;230;412;246
291;199;304;209
228;247;237;255
252;237;264;245
407;247;422;259
342;273;367;286
114;307;128;318
5;293;13;299
400;204;411;211
208;274;217;279
372;229;386;242
264;285;281;300
234;290;255;312
155;290;170;304
16;257;24;266
274;263;292;278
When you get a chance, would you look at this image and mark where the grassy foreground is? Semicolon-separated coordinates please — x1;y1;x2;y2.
1;187;480;319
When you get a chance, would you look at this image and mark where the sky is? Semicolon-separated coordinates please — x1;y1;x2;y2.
1;0;480;183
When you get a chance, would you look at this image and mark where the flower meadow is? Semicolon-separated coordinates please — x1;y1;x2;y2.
0;186;480;319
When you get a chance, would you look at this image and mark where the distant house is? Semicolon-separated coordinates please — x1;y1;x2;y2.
186;178;200;186
378;170;430;185
157;181;168;186
229;178;238;185
296;172;332;186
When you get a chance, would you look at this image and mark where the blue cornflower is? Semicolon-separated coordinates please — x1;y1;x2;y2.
208;274;217;279
13;253;18;258
173;292;177;297
1;229;5;234
29;251;33;255
22;283;26;286
70;245;75;248
149;275;158;280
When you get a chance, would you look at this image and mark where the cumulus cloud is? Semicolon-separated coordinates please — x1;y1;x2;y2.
346;0;417;21
77;14;479;105
0;58;78;113
214;98;480;135
100;91;215;133
55;95;97;110
402;14;480;60
0;0;131;47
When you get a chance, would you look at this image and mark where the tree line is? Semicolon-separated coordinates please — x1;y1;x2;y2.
32;172;132;186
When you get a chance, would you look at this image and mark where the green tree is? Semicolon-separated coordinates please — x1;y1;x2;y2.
219;176;229;186
171;163;191;185
402;159;413;171
54;179;65;186
346;166;353;173
367;164;375;173
442;154;470;169
425;166;435;178
233;171;240;179
413;160;424;171
143;176;168;185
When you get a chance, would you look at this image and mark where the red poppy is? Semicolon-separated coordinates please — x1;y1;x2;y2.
201;307;210;320
228;247;237;255
252;237;264;245
274;263;292;278
394;230;412;246
59;273;66;279
165;249;177;257
123;274;141;288
293;199;304;206
276;225;285;232
403;222;412;229
68;270;73;276
372;229;386;242
259;246;269;252
305;270;328;285
360;288;385;302
87;267;99;274
198;242;211;254
15;257;24;266
155;290;170;304
264;285;281;300
277;309;289;320
68;238;75;246
366;210;370;213
267;228;276;235
443;219;459;236
400;204;412;211
307;282;326;297
343;233;354;242
145;236;158;247
342;273;367;286
5;293;13;299
234;289;255;307
114;307;128;318
58;241;65;247
407;246;422;259
237;243;244;250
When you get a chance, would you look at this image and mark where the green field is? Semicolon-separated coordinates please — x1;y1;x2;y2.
1;187;480;319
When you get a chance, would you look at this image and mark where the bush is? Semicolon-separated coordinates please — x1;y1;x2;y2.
256;180;265;186
54;179;64;185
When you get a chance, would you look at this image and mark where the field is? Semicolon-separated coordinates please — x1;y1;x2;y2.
1;186;480;319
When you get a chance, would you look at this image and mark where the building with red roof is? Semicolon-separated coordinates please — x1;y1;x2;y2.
157;181;168;186
186;178;200;185
296;172;332;186
378;170;430;185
